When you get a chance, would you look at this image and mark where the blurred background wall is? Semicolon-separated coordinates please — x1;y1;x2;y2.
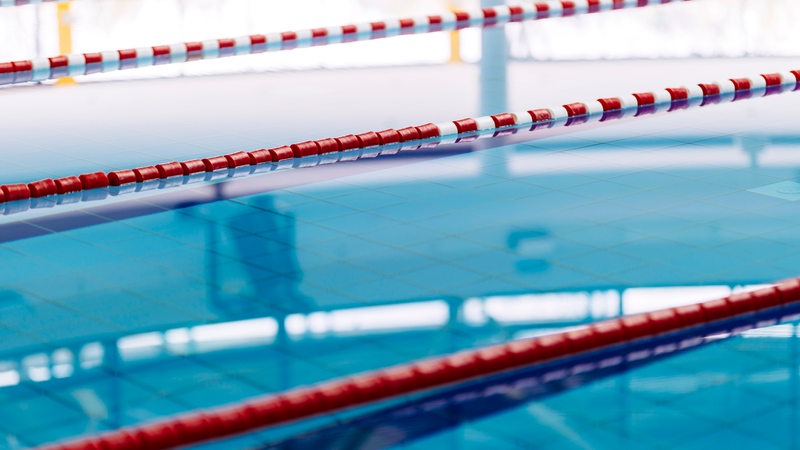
0;0;797;82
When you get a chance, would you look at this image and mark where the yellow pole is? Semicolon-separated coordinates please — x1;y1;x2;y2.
56;1;76;85
447;1;461;63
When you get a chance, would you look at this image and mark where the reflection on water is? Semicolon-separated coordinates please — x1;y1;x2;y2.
507;228;551;273
260;304;800;450
214;195;314;318
2;128;800;446
1;98;800;447
4;130;800;446
0;290;28;313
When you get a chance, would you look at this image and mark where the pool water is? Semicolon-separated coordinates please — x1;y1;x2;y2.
1;55;800;449
262;316;800;450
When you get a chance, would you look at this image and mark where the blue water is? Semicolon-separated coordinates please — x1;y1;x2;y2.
259;312;800;450
1;61;800;448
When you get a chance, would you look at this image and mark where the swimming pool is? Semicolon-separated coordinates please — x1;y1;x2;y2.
2;9;800;450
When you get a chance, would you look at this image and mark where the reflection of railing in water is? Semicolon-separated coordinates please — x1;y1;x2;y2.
1;177;788;403
0;293;797;444
0;283;770;390
39;278;800;450
258;312;800;450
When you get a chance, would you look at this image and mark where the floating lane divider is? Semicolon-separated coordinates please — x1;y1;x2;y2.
41;277;800;450
2;70;798;207
0;0;689;86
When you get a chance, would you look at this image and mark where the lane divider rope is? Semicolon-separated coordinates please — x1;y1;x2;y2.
3;69;798;206
41;277;800;450
0;0;689;86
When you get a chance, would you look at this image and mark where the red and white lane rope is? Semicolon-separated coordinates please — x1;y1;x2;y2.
41;278;800;450
0;0;688;85
2;69;798;205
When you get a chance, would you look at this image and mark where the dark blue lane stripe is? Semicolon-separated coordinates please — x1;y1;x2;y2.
258;302;800;450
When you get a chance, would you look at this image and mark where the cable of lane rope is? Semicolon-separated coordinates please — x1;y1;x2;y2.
40;277;800;450
0;0;689;86
1;70;798;206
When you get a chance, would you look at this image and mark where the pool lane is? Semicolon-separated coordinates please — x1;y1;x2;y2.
1;84;800;447
2;38;800;447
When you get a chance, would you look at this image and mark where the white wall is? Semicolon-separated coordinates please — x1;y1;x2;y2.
0;0;798;81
